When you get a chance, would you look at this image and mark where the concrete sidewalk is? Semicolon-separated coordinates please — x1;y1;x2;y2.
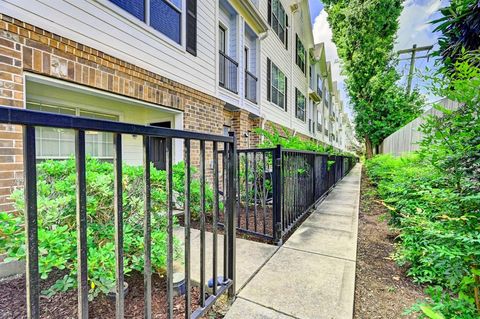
173;226;278;293
225;164;361;319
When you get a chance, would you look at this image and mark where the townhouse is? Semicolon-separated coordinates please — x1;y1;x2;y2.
0;0;351;212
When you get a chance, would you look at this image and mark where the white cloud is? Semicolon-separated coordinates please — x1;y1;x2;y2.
310;1;448;112
395;0;447;50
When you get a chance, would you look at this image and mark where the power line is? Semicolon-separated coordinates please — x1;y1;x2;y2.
397;44;433;94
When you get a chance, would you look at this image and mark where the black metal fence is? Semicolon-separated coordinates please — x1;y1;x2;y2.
233;145;356;244
0;106;237;319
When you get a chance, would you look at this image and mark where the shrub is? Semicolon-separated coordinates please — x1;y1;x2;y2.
0;158;214;299
365;59;480;317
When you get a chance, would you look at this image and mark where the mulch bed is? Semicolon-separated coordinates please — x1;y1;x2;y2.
0;270;215;319
354;167;425;319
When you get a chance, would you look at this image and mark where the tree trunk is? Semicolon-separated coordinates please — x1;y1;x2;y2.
365;136;373;159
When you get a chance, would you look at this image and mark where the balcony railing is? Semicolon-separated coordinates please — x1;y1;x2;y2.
219;51;238;94
245;70;258;103
317;122;322;132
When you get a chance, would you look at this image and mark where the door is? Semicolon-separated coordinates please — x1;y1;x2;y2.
149;121;171;170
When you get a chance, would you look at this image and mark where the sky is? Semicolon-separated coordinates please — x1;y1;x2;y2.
308;0;449;118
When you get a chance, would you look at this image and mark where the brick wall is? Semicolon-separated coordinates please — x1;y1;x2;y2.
0;14;228;212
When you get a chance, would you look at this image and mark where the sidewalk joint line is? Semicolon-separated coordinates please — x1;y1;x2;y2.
283;244;357;263
237;296;302;319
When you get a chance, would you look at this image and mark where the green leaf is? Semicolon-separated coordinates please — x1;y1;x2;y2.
420;305;445;319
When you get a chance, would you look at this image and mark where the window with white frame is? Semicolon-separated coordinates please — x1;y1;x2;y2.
109;0;182;44
269;0;287;46
271;63;286;109
28;102;119;159
296;35;306;73
295;88;306;121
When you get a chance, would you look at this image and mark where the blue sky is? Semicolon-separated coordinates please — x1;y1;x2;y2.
309;0;449;117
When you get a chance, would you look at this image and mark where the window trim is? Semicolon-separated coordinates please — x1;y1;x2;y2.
296;34;306;73
295;88;306;122
27;101;119;160
269;0;288;47
219;24;227;54
98;0;187;52
270;61;287;110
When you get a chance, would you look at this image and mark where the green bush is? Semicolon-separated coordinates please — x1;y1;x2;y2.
0;158;214;299
365;59;480;318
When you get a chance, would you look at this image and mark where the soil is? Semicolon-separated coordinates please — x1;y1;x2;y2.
354;167;426;319
0;270;223;319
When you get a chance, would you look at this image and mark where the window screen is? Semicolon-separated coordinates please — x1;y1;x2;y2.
110;0;145;21
150;0;181;44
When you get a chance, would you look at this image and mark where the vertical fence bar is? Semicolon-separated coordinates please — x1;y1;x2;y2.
212;142;219;296
272;145;282;244
227;132;237;298
184;139;191;319
223;143;228;283
262;152;267;235
199;140;206;307
166;137;174;318
23;125;39;319
113;133;124;319
253;152;257;232
143;136;152;319
236;152;241;228
245;152;249;231
75;130;88;319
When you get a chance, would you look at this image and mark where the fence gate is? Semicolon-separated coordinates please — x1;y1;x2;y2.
0;106;237;319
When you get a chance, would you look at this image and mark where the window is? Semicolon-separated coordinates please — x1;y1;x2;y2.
295;88;306;121
317;75;323;96
219;25;226;53
267;59;287;109
28;102;118;159
268;0;288;47
109;0;194;48
296;35;306;73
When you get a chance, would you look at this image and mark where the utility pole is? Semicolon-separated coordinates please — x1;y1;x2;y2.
397;44;433;94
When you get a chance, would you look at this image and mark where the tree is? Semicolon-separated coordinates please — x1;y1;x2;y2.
432;0;480;74
322;0;422;158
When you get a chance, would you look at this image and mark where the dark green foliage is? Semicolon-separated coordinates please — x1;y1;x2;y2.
432;0;480;74
254;124;354;157
0;158;214;299
365;60;480;318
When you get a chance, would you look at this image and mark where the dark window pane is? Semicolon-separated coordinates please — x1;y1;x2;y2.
150;0;181;44
110;0;145;21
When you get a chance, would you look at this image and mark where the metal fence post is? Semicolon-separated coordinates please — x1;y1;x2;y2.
227;132;237;300
272;145;283;245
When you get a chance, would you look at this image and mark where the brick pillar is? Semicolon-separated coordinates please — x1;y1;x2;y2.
231;110;250;149
0;26;25;213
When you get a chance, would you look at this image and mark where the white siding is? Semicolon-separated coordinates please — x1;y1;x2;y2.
3;0;218;95
259;0;293;128
258;0;315;138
